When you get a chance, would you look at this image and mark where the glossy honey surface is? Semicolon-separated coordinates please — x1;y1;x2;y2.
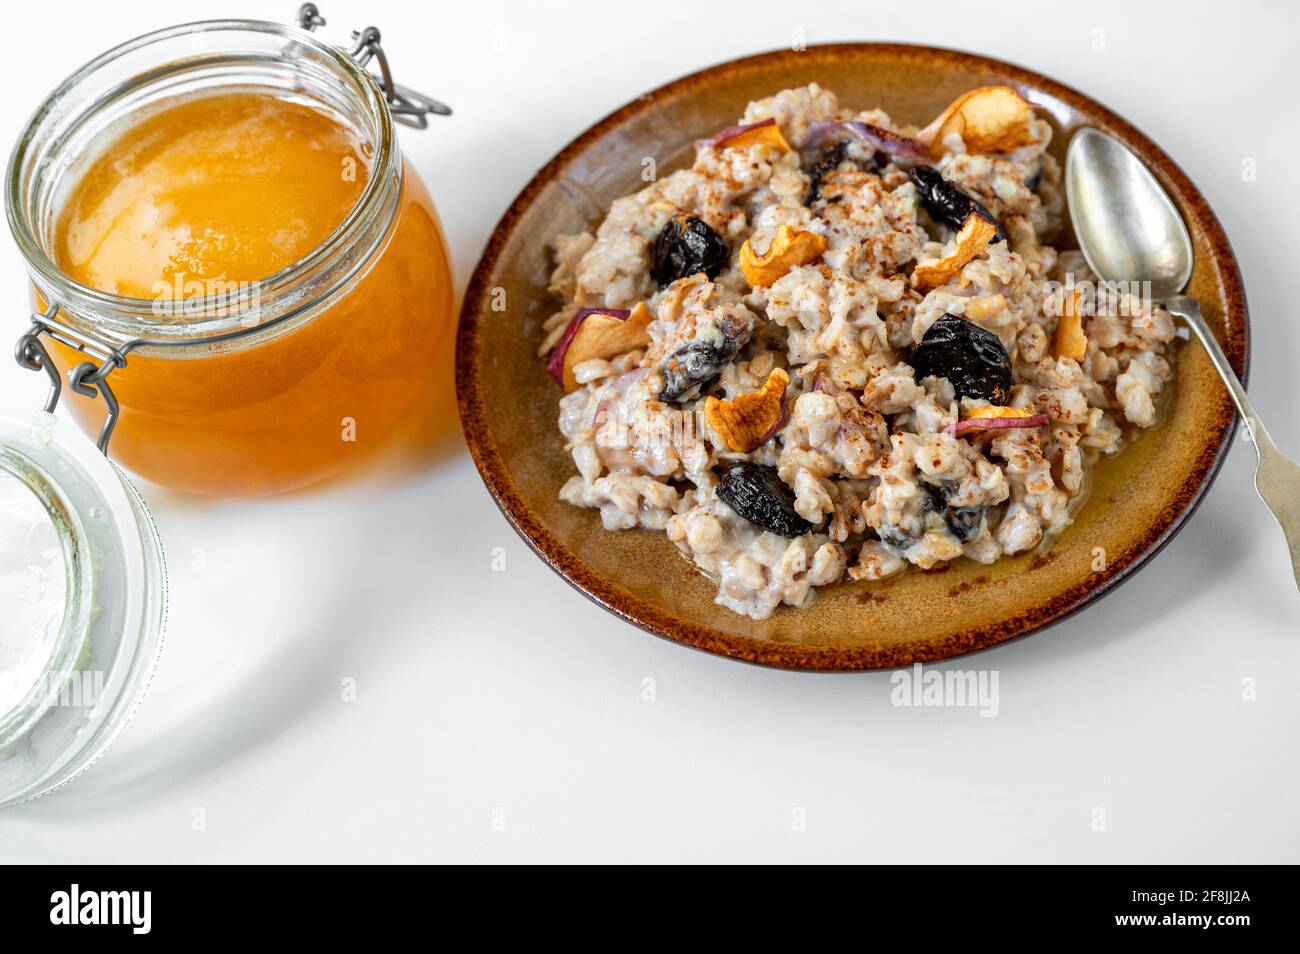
46;91;454;495
55;94;371;297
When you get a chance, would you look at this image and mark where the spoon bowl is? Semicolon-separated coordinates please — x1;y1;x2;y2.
1067;128;1300;591
1066;127;1193;300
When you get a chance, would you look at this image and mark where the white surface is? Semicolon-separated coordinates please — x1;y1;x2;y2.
0;0;1296;864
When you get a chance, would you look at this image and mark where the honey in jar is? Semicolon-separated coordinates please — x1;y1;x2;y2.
9;20;455;496
0;10;455;809
55;94;370;301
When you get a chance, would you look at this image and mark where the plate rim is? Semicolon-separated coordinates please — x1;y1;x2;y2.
455;42;1251;671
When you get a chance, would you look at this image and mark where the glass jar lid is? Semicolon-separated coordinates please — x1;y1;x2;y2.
0;402;165;806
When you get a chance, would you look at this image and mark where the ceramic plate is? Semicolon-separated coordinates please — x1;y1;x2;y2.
456;44;1249;670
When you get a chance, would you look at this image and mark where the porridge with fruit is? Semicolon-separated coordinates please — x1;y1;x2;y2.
539;84;1177;620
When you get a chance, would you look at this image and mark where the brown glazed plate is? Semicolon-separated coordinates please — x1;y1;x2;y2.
456;43;1249;671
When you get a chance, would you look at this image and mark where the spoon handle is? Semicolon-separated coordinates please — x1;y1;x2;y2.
1164;294;1300;591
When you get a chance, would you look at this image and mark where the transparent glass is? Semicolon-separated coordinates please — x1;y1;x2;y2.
6;21;455;495
0;405;166;807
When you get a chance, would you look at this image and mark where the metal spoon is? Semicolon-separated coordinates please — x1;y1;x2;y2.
1066;127;1300;590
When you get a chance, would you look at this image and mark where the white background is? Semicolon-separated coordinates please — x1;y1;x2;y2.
1;0;1296;864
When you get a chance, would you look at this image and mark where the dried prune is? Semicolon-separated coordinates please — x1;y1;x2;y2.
909;166;1006;243
717;463;813;538
805;140;850;205
911;314;1013;404
650;214;730;287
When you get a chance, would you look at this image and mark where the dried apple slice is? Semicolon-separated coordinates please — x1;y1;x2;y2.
1052;288;1088;362
548;302;653;392
739;224;827;288
705;368;790;453
946;405;1048;437
712;118;792;152
911;213;999;291
917;86;1037;157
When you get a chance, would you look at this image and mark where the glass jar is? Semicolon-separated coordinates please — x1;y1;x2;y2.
0;403;166;806
0;6;448;806
6;9;455;496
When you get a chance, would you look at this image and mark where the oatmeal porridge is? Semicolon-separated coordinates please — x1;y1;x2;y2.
539;84;1177;620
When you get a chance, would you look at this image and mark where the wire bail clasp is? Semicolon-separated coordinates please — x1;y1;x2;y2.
15;301;125;454
296;4;451;129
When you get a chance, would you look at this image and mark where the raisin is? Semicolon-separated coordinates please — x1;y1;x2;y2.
655;310;754;403
877;524;915;550
658;342;730;402
805;140;850;205
805;140;887;206
946;507;983;543
920;481;982;543
1025;162;1043;194
717;463;813;538
908;166;1006;243
920;481;948;512
911;314;1013;404
650;214;730;287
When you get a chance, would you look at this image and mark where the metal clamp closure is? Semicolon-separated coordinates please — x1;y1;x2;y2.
15;302;125;453
297;4;451;129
